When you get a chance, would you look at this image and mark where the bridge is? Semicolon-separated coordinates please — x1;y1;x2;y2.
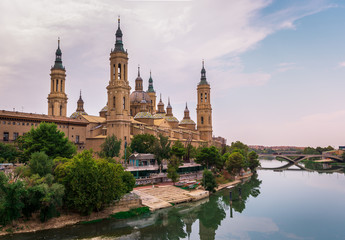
258;153;344;173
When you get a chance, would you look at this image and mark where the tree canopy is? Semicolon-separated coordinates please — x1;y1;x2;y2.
17;122;76;162
195;146;221;169
0;143;20;163
28;152;53;177
98;135;121;158
54;150;134;215
153;134;171;170
130;134;157;154
225;152;245;175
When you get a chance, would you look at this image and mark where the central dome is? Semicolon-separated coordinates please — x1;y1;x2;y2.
130;91;151;104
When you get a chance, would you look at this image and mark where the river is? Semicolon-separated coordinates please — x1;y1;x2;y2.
2;159;345;240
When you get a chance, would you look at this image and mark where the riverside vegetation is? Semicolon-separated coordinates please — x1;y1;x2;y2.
0;122;260;233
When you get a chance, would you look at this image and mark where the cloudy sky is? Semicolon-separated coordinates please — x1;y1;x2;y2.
1;0;345;147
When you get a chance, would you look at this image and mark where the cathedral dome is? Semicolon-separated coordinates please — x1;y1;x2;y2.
180;118;195;125
134;111;153;119
153;113;166;119
70;111;88;119
164;115;179;122
130;91;151;104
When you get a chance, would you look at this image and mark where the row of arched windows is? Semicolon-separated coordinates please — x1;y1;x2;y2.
113;63;126;80
53;79;63;92
200;92;208;103
112;96;126;110
51;104;63;116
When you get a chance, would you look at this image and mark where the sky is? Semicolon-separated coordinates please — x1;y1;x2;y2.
1;0;345;148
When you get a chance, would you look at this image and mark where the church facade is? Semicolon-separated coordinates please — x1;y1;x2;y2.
0;19;226;154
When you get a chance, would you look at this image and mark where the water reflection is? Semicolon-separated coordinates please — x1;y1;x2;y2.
1;175;262;240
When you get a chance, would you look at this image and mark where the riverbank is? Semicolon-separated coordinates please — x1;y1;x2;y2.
0;173;253;236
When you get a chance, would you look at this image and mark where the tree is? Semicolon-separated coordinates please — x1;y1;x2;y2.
0;143;20;163
98;135;121;158
0;173;26;226
225;152;245;175
153;134;171;171
121;171;136;193
130;134;157;153
17;122;76;162
55;150;128;215
171;140;186;160
167;164;179;185
247;151;260;171
195;146;221;169
29;152;53;177
184;143;197;162
229;141;249;156
202;169;218;193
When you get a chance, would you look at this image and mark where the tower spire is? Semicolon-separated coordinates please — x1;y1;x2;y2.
53;37;64;70
148;70;155;93
114;16;124;52
199;59;208;85
138;65;140;77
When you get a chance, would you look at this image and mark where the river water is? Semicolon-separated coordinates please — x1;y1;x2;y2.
2;160;345;240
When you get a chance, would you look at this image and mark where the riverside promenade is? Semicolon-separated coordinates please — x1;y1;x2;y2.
133;172;253;211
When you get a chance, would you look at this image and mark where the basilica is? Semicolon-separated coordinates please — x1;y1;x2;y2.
0;19;226;153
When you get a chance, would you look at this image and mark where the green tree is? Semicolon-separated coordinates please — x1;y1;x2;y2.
167;164;179;185
171;140;186;160
225;152;245;175
98;135;122;158
153;134;171;171
0;143;20;163
184;143;197;161
229;141;249;156
247;151;260;171
195;146;220;169
121;171;136;193
0;173;26;226
29;152;53;177
55;150;127;215
202;169;218;193
17;122;76;162
130;134;157;153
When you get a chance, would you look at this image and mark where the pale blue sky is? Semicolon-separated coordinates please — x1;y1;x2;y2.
0;0;344;147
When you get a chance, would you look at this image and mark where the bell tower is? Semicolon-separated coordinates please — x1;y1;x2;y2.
147;71;156;114
106;17;131;146
196;60;213;143
48;38;68;117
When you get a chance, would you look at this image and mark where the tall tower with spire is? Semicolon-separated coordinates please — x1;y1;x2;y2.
196;60;213;143
106;17;131;146
48;38;68;117
147;71;156;114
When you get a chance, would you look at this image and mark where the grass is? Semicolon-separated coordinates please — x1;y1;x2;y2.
110;207;150;219
79;218;104;225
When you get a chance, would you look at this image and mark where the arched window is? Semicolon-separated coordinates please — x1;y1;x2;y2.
123;97;126;109
60;105;62;116
113;96;116;108
52;105;54;116
118;63;121;80
56;80;59;92
205;93;207;103
113;64;116;80
124;64;126;80
200;93;203;103
60;80;63;92
201;116;204;124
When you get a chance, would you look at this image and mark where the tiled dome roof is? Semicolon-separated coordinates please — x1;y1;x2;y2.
70;111;88;119
153;113;166;119
180;119;196;125
134;112;153;119
164;115;179;122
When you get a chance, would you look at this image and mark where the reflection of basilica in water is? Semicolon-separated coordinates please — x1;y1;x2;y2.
9;175;261;240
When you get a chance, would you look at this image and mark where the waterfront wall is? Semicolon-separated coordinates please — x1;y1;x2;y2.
135;171;203;185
